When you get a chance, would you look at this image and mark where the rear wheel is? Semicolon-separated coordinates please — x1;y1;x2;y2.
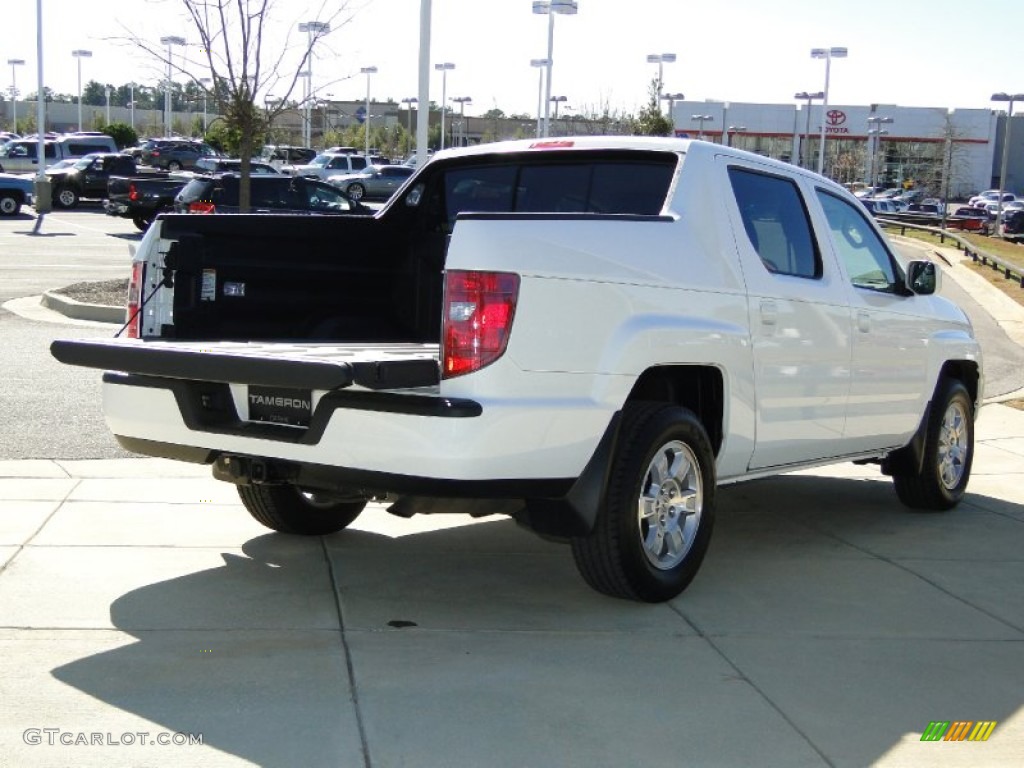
571;403;716;602
238;484;366;535
892;379;973;510
167;160;183;171
132;216;152;231
55;186;79;209
0;193;20;216
346;183;365;201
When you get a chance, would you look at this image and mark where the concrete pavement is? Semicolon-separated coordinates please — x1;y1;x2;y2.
1;402;1022;767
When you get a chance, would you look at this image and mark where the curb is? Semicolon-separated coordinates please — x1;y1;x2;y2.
40;291;124;324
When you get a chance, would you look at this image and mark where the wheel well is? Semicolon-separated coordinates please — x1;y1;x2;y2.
625;366;724;455
938;360;980;407
1;190;24;203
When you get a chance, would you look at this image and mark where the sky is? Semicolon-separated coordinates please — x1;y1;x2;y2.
3;0;1023;118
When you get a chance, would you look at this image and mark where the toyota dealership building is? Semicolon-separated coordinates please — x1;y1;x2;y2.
668;99;1021;198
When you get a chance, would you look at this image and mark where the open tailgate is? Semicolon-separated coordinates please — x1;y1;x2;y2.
51;338;440;391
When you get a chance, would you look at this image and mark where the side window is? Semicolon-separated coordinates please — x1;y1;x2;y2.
728;167;821;279
444;165;517;227
817;190;899;292
351;157;367;171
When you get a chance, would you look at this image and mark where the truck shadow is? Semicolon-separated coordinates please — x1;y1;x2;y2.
48;474;1023;766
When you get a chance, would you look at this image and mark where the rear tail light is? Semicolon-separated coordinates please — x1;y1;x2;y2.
128;183;139;201
188;201;216;214
442;270;520;379
125;260;145;339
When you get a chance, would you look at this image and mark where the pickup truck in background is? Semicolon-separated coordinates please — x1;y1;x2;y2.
105;173;192;231
46;152;140;209
52;137;983;602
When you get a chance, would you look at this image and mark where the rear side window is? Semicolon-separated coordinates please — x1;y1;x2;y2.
65;142;113;156
728;167;821;279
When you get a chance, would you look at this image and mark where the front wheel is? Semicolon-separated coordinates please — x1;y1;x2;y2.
892;379;974;510
346;183;365;201
0;193;20;216
571;403;716;602
238;484;366;535
55;186;79;209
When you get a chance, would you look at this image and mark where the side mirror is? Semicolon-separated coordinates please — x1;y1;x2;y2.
905;260;938;295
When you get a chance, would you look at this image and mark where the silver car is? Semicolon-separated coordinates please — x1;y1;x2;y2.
325;164;415;201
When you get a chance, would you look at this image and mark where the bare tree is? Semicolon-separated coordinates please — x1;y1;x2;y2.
126;1;357;211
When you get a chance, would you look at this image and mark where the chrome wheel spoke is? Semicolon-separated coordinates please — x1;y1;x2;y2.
637;439;703;571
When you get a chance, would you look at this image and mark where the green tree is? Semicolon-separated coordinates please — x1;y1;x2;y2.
633;78;673;137
100;122;139;149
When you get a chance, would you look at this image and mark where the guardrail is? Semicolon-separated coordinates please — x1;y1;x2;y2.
878;218;1024;290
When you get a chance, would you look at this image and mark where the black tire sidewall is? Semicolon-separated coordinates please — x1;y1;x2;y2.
606;406;716;601
0;195;17;215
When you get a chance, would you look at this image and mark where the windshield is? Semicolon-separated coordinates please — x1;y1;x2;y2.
73;158;93;170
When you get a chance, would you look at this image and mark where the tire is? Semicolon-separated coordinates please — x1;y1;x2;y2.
892;378;973;510
55;186;79;209
167;160;183;171
132;216;152;231
346;183;365;201
0;193;20;216
571;403;716;602
237;484;366;535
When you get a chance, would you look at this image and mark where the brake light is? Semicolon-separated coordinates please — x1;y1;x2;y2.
188;201;216;214
125;260;145;339
442;270;519;378
128;182;139;201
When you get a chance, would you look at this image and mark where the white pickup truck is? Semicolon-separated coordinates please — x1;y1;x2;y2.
52;137;983;602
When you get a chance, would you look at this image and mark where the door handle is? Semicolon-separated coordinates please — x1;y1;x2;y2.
857;310;871;333
760;300;777;326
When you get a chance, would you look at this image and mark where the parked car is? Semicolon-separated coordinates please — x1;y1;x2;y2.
259;145;318;168
325;164;415;201
140;139;220;171
173;173;371;215
105;173;192;231
282;152;373;180
860;198;901;215
970;191;1016;209
193;158;279;175
1002;210;1024;235
0;172;34;215
45;152;140;208
0;134;119;173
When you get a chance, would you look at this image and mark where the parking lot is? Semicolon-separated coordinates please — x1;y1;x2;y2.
1;208;1023;766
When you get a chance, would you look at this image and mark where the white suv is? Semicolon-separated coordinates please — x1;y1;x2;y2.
0;134;118;173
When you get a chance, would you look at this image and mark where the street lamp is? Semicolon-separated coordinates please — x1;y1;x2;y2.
660;92;684;131
991;92;1024;236
128;81;136;131
104;86;111;126
866;115;893;190
199;77;211;133
401;97;418;155
726;125;746;147
7;59;24;133
360;65;377;157
532;0;578;138
159;36;186;136
691;113;713;139
646;52;676;113
810;46;848;175
71;49;92;131
298;21;330;148
530;58;549;138
794;91;824;169
434;62;455;150
451;96;472;147
549;95;567;133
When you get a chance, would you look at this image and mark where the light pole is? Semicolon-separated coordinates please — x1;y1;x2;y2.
549;95;567;134
726;125;746;147
530;58;549;138
159;36;186;136
532;0;578;138
810;46;847;176
866;115;893;189
660;92;684;132
104;86;111;126
71;49;91;131
199;77;211;133
298;21;330;148
991;92;1024;236
360;65;377;157
434;62;455;150
794;90;824;169
646;52;676;113
401;97;418;155
691;114;713;139
128;82;136;131
7;59;24;133
451;96;472;147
